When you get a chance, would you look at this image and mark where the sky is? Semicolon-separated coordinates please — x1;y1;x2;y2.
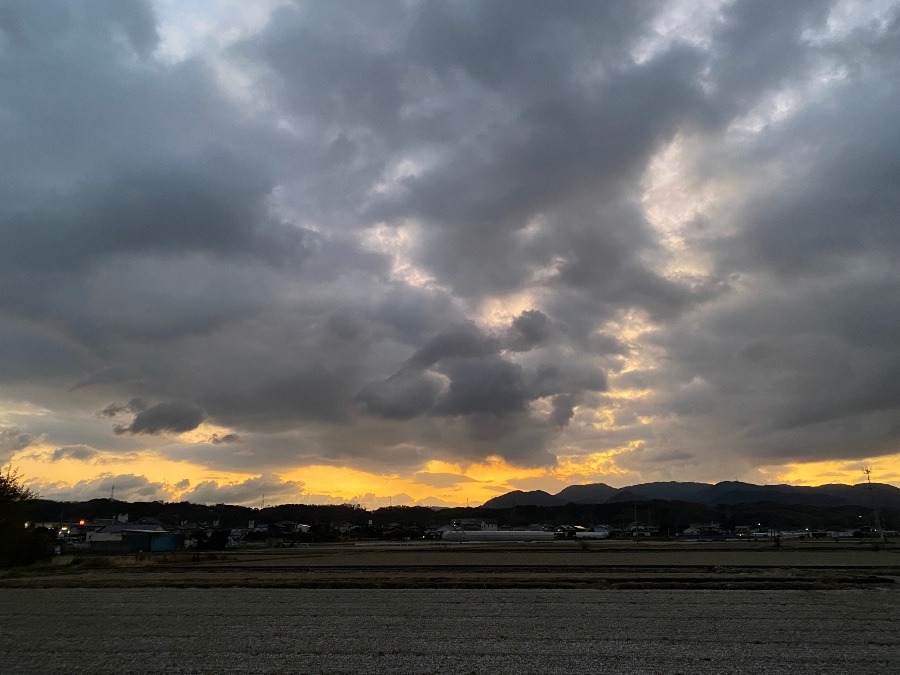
2;0;899;508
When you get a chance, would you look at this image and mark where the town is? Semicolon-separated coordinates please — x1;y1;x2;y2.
30;498;896;555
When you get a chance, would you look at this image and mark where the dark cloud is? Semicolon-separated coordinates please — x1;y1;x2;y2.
70;365;132;391
209;433;241;445
368;284;459;346
504;310;553;352
50;445;99;462
0;316;93;383
588;332;630;356
527;361;607;399
407;322;499;370
101;398;148;418
434;356;527;417
1;155;315;281
0;426;38;463
113;402;204;436
647;268;900;463
462;411;557;467
356;313;606;461
548;393;581;429
357;370;445;420
722;84;900;277
650;450;695;463
202;365;358;427
707;0;832;115
0;426;36;450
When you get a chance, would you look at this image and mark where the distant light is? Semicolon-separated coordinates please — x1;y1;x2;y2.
79;519;85;526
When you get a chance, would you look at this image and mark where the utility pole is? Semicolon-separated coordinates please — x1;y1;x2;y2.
863;467;885;541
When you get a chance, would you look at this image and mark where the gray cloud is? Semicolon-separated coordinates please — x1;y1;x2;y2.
357;370;446;420
101;398;148;418
179;474;304;507
0;425;38;464
36;473;170;502
355;315;607;463
433;356;527;417
70;365;132;391
209;433;241;445
504;310;553;352
722;87;900;277
50;445;99;462
0;426;36;451
113;402;204;436
407;322;500;370
548;393;581;429
706;0;832;117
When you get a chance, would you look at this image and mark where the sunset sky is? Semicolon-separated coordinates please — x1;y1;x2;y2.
2;0;899;508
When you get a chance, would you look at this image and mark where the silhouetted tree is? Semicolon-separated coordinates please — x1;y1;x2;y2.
0;466;36;515
0;467;52;567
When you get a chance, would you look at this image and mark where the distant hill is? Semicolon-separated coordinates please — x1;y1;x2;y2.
555;483;618;503
605;489;651;504
611;481;712;503
480;490;565;509
481;481;900;509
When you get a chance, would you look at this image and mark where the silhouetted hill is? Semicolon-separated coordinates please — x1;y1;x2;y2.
481;490;565;509
606;489;650;503
483;480;900;508
699;482;900;508
555;483;617;503
611;481;712;503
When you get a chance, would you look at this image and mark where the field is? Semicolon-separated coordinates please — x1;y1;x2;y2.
1;542;897;674
1;587;898;674
2;539;898;589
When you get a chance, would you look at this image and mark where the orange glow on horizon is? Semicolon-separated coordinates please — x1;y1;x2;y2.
11;443;899;507
760;454;900;488
10;444;253;495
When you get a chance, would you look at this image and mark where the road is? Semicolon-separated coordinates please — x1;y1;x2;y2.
1;588;897;674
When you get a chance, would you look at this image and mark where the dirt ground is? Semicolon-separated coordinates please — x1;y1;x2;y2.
1;587;897;674
2;543;896;674
2;540;898;590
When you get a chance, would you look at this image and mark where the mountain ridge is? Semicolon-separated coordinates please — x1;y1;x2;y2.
481;480;900;509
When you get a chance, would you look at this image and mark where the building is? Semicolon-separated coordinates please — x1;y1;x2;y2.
87;521;182;553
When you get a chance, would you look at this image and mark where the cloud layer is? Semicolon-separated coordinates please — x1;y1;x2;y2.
3;0;899;501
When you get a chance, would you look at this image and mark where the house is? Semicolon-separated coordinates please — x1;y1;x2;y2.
87;520;182;553
625;523;659;538
454;518;498;531
272;521;311;534
681;522;728;540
